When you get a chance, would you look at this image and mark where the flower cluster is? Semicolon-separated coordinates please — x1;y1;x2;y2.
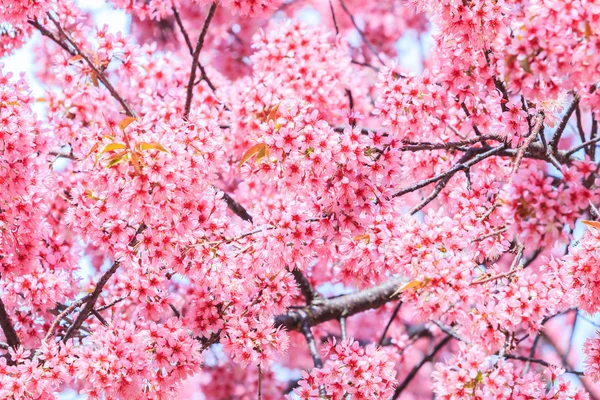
291;339;397;399
433;343;589;399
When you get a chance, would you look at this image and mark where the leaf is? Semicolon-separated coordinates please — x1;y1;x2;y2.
266;103;280;123
137;142;169;153
69;55;83;64
106;151;128;168
86;140;101;159
582;220;600;229
118;116;137;132
353;234;370;244
391;278;430;298
1;101;20;107
100;142;126;154
519;57;533;74
585;20;593;38
90;70;99;87
130;151;142;175
240;143;269;166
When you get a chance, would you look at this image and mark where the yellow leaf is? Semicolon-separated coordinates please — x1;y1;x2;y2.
519;57;533;74
582;220;600;229
137;142;169;153
131;151;142;175
266;103;280;123
90;71;99;87
240;143;269;166
353;234;370;244
1;101;20;107
118;117;137;132
106;152;128;168
391;278;430;298
87;140;101;160
100;142;126;154
69;55;83;64
585;20;593;38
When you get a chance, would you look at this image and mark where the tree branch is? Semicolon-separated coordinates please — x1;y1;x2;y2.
44;14;137;117
0;297;19;349
548;95;579;152
184;2;217;119
393;145;507;199
172;6;217;92
391;335;452;399
63;261;120;342
44;294;91;342
290;268;321;304
275;276;404;332
218;189;253;223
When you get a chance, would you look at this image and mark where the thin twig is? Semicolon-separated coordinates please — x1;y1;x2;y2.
391;335;452;399
505;354;584;376
184;2;217;119
339;0;386;66
63;261;121;342
378;301;402;346
90;309;109;327
45;14;137;117
565;136;600;158
95;295;128;312
172;6;217;92
549;95;579;152
394;145;507;199
257;364;263;400
329;1;339;35
44;294;92;342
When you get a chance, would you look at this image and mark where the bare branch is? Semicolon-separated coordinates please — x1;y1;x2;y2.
44;14;137;117
339;0;386;67
378;301;402;346
548;95;579;152
218;188;254;223
391;335;452;399
184;2;217;119
505;354;584;376
329;1;339;35
0;297;19;349
275;276;404;332
44;294;91;342
172;6;217;92
300;317;323;368
63;261;120;342
290;268;321;304
393;145;507;199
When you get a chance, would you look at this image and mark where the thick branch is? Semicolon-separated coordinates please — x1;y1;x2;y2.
184;2;217;119
0;297;19;349
218;189;253;222
275;276;404;331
